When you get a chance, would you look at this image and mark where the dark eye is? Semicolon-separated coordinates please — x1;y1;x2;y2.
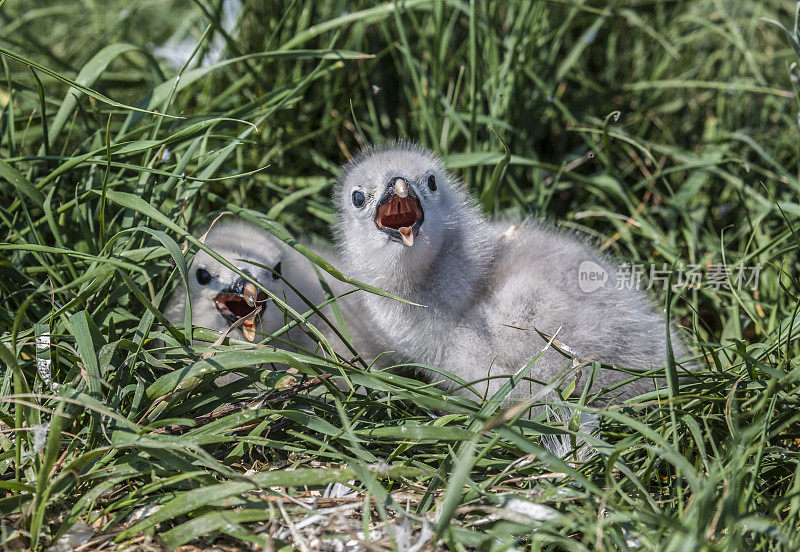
195;268;212;285
272;262;282;280
352;190;365;208
427;175;437;191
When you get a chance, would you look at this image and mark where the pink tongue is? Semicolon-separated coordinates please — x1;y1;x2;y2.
398;226;414;247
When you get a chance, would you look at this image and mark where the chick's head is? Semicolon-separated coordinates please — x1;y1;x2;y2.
335;143;465;275
187;220;285;341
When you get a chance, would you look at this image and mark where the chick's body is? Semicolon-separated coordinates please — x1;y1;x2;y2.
335;143;688;402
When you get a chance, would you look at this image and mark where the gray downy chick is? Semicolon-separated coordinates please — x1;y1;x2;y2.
163;218;322;349
333;142;690;407
162;218;379;368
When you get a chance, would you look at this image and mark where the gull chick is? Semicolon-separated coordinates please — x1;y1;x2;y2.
163;219;380;365
163;219;318;346
334;143;689;403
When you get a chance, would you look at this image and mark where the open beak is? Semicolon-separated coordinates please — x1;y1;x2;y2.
374;177;424;247
214;279;268;342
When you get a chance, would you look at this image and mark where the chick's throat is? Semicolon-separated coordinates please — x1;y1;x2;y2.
374;188;424;247
214;282;267;341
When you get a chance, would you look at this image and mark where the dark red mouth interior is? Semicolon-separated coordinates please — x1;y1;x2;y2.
375;196;423;230
215;292;268;318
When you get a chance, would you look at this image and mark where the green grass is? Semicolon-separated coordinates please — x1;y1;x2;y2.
1;0;800;550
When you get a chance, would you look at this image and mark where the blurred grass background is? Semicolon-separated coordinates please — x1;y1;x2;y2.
1;0;800;550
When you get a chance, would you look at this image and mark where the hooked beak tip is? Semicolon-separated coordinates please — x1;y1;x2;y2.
393;178;409;198
243;282;258;307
